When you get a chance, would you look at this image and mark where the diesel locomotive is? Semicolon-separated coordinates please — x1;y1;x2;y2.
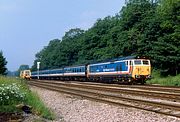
20;70;31;80
30;56;151;84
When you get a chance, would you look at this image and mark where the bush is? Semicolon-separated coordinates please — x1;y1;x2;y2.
0;76;55;120
147;70;180;86
0;83;26;105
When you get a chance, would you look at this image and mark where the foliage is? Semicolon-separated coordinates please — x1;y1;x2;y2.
0;51;7;75
152;0;180;75
18;65;29;71
0;77;27;112
0;76;55;119
147;70;180;86
31;0;180;76
0;83;26;105
25;91;55;120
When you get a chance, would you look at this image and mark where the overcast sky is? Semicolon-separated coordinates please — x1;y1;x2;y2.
0;0;125;71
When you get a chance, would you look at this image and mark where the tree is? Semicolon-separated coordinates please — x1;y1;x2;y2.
0;51;7;75
153;0;180;75
62;28;84;40
31;0;179;76
18;65;29;71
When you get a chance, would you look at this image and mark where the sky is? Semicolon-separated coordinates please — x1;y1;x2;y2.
0;0;125;71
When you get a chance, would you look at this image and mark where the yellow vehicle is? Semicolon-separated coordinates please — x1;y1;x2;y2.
131;59;151;83
20;70;31;80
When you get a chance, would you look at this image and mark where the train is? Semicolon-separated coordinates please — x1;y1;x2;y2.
20;70;31;80
26;56;151;84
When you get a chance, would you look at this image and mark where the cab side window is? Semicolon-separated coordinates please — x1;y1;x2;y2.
130;61;132;65
125;61;128;66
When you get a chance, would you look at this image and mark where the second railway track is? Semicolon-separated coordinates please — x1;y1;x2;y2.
28;80;180;118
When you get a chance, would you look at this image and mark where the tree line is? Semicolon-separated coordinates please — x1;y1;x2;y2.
0;51;7;75
31;0;180;76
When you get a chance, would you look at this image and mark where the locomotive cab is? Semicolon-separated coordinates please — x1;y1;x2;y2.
131;59;151;83
20;70;31;80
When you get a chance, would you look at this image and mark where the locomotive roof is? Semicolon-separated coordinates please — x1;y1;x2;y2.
88;56;149;66
88;56;135;65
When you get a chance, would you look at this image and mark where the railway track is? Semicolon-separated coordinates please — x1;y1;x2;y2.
68;80;180;93
28;80;180;118
30;80;180;102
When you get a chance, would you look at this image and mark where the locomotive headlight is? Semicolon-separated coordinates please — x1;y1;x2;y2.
147;75;151;79
135;75;140;78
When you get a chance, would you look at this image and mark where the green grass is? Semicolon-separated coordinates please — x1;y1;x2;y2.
25;91;55;120
0;105;21;113
146;70;180;86
0;76;55;120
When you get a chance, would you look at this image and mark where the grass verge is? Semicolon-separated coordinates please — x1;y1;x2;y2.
0;76;55;120
25;91;55;120
146;70;180;86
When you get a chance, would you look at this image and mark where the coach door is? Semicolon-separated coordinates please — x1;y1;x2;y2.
129;60;133;74
85;64;89;78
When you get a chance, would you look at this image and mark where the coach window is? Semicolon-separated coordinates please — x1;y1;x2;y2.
130;61;132;65
134;60;142;65
143;60;149;65
96;66;99;71
93;67;95;72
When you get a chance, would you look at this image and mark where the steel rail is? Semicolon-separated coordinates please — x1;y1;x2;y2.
30;80;180;102
34;80;180;93
29;81;180;118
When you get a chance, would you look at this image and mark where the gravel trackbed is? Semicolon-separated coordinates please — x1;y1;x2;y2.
30;86;180;122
